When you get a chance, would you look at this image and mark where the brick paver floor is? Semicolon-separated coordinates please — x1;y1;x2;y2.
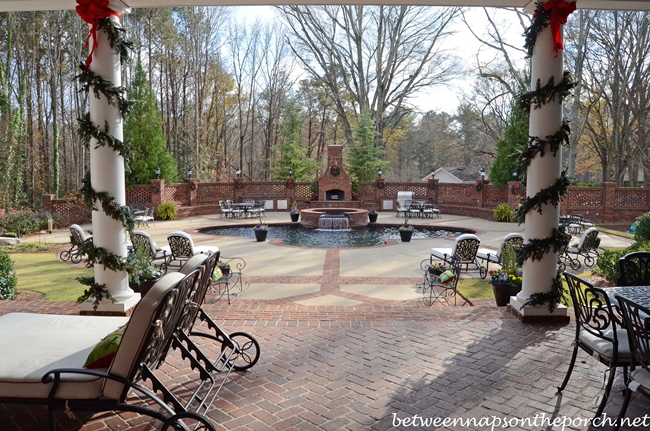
1;300;649;431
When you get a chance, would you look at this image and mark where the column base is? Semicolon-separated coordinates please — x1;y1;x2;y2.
79;293;141;317
507;297;570;324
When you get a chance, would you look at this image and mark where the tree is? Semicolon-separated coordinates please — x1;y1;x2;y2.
489;102;528;188
346;110;388;182
277;5;461;147
124;62;177;186
270;100;318;181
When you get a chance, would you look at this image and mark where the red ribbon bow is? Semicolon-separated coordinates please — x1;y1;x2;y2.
76;0;120;67
534;0;576;57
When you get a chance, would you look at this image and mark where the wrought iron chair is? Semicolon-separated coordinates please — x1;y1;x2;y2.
612;295;650;431
145;206;156;227
581;212;598;229
396;199;411;217
476;233;524;276
558;227;600;270
616;251;650;286
166;231;219;270
132;230;168;273
430;233;486;278
559;273;631;418
134;206;149;228
218;200;232;219
59;224;89;264
422;254;464;306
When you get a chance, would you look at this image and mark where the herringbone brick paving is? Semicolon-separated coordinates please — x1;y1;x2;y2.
1;304;650;431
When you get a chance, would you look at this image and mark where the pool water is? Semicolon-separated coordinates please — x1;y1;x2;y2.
199;224;466;248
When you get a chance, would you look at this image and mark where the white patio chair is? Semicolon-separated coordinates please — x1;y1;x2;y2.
476;233;524;275
430;233;486;277
131;230;168;273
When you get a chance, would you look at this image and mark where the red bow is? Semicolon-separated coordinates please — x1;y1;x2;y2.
534;0;576;57
76;0;120;67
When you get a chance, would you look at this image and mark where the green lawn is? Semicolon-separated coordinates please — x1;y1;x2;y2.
457;278;494;298
12;253;92;301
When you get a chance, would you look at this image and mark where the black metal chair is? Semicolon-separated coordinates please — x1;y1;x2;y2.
559;273;631;418
422;254;463;306
430;233;486;278
617;251;650;286
612;295;650;431
559;227;600;270
59;224;89;264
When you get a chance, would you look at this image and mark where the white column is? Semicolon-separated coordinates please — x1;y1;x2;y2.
511;10;567;318
81;9;140;313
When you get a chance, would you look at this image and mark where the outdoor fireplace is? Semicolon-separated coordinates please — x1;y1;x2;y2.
326;189;345;201
318;145;352;201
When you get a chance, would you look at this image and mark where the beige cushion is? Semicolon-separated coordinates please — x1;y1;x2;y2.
179;254;208;275
430;248;453;259
0;313;128;400
476;247;499;262
580;328;631;362
631;368;650;394
104;272;184;399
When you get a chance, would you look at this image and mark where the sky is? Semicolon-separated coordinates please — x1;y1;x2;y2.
234;6;528;115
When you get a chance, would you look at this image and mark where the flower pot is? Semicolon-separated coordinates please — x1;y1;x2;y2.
399;229;413;242
254;229;268;242
368;213;378;223
129;278;160;297
290;213;300;222
491;282;522;306
428;268;443;276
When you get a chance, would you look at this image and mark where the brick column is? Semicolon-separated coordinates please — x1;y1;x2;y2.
477;181;486;207
150;179;165;207
602;182;616;223
42;194;55;212
186;179;197;206
376;181;385;210
507;181;521;209
426;180;438;202
286;178;296;205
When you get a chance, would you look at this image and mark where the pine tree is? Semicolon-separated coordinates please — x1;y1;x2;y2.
124;61;177;186
489;103;529;188
346;111;388;183
270;100;319;181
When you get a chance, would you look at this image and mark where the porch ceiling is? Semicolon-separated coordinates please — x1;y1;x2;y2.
0;0;649;12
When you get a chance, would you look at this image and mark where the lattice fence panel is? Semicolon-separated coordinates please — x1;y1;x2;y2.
438;183;480;205
52;200;92;227
484;185;508;206
241;182;286;196
384;183;428;198
197;183;232;204
564;187;604;207
126;186;152;207
295;183;311;198
358;183;375;200
615;188;649;208
163;184;189;205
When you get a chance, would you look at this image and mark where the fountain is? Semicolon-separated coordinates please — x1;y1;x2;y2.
317;215;350;230
300;208;368;228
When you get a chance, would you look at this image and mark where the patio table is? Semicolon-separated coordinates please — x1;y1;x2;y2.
603;285;650;309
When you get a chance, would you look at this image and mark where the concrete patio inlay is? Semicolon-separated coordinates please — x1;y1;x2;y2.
340;283;422;301
295;294;364;306
237;283;320;300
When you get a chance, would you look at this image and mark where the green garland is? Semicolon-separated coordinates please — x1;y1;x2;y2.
78;113;132;162
75;15;133;308
517;226;571;265
76;276;114;311
524;2;553;57
77;64;130;114
518;72;575;112
96;18;133;65
517;122;570;167
515;173;572;221
522;273;566;313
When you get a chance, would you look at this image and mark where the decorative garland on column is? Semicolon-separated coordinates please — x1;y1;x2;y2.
74;3;134;309
516;0;576;313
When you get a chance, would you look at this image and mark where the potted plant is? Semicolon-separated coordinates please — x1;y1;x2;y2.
310;180;319;201
252;219;269;242
290;201;300;222
488;244;522;306
351;179;360;200
368;208;378;223
425;262;446;276
127;247;163;297
398;215;414;242
217;260;231;276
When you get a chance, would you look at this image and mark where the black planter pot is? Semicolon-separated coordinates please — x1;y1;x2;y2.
254;229;268;242
428;268;443;276
491;282;522;306
290;212;300;222
399;229;413;242
129;278;160;297
368;213;378;223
